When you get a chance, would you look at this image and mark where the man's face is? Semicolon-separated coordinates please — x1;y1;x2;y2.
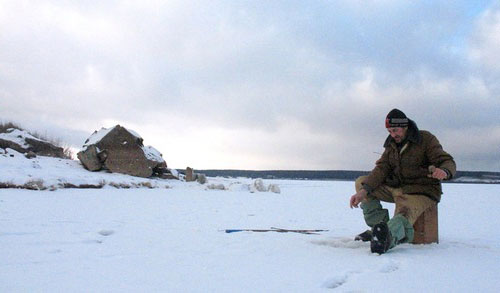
387;127;407;143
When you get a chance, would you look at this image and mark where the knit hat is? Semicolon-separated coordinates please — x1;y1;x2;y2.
385;109;409;128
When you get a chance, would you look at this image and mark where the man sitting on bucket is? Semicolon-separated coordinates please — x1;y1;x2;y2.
349;109;456;254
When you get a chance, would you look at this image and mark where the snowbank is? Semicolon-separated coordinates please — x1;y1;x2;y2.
0;128;42;147
0;150;280;193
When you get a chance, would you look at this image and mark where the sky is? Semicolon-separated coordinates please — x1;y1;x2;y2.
1;0;499;171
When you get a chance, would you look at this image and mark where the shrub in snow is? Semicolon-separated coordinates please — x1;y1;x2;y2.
207;183;226;190
109;182;132;189
24;179;46;190
139;182;154;188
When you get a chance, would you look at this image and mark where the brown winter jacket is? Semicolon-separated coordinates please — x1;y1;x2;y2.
362;120;456;202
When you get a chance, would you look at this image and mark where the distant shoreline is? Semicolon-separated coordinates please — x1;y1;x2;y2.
182;169;500;184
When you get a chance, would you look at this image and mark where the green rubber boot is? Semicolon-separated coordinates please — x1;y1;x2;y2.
361;199;390;228
371;214;414;254
387;214;414;248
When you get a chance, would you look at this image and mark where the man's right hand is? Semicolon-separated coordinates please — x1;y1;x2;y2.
350;189;368;209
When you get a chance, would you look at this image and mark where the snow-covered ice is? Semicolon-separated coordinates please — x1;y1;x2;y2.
1;176;499;292
1;152;499;292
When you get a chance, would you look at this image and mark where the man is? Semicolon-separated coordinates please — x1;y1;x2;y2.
349;109;456;254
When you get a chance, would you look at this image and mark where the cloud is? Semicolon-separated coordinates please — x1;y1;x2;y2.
469;3;500;72
1;0;499;170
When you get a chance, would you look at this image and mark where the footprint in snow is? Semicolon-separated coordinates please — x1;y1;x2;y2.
322;274;348;289
379;260;399;273
98;230;115;236
82;239;103;244
79;230;115;244
312;237;368;249
322;270;361;289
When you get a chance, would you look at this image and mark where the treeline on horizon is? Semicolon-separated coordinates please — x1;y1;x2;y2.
181;169;500;182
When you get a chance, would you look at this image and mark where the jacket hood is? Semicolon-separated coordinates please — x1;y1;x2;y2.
384;119;421;147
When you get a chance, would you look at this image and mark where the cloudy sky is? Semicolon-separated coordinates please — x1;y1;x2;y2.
1;0;499;171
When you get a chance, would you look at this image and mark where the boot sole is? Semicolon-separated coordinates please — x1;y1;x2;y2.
371;223;390;254
354;230;372;242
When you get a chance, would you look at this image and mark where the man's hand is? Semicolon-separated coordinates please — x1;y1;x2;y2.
428;165;448;180
350;189;368;209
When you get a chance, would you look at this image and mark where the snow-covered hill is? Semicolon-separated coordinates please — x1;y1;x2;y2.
0;147;173;190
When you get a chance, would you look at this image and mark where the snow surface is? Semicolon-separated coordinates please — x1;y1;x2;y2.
81;127;114;151
0;128;42;147
142;145;165;163
453;176;500;184
0;148;172;188
1;156;500;292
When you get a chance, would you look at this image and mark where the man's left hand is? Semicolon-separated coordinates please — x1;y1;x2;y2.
428;166;448;180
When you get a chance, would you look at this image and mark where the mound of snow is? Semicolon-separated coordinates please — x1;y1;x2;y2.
250;178;281;193
0;128;64;158
0;153;280;193
0;128;41;147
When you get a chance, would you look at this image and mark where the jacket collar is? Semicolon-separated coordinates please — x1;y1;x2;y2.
383;119;421;147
